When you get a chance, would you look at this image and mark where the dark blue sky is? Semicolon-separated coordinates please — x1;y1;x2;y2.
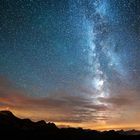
0;0;140;129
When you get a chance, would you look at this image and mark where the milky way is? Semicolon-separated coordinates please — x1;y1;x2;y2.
0;0;140;129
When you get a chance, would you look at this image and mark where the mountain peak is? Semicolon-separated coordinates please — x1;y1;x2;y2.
0;110;58;131
0;110;15;117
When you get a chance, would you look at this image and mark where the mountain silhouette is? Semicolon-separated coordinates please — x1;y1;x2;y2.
0;110;57;131
0;110;140;140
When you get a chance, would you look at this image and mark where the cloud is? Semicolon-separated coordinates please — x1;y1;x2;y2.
0;76;108;123
0;76;140;130
98;97;133;106
97;92;140;127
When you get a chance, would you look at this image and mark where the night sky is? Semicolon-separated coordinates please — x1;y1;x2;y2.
0;0;140;130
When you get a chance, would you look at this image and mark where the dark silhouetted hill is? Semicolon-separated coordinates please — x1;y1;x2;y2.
0;110;140;140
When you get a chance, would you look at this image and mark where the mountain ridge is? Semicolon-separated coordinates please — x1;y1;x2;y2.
0;110;140;140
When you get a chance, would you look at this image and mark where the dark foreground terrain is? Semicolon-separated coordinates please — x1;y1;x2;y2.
0;110;140;140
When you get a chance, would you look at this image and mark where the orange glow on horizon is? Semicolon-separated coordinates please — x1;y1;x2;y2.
0;107;140;131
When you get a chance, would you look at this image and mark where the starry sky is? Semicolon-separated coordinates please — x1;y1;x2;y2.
0;0;140;130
